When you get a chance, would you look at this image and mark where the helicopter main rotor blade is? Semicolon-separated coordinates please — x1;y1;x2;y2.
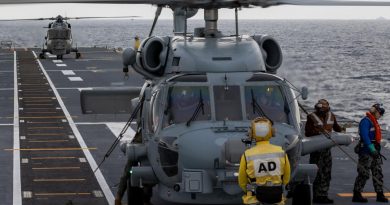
1;0;390;7
0;17;55;21
65;16;140;20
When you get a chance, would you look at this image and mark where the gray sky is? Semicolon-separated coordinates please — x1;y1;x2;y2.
0;4;390;20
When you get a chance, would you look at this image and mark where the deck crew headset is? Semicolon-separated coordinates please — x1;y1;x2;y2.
249;117;275;142
315;99;330;113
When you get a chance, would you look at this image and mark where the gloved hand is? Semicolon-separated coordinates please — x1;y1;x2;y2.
368;144;380;158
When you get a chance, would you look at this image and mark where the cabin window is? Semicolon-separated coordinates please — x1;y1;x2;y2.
163;86;211;127
48;29;70;39
213;86;243;121
244;85;290;124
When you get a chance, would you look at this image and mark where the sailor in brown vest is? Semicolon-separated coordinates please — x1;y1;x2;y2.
305;99;345;204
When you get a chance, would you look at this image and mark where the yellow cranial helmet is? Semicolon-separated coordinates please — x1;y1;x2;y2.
250;117;274;142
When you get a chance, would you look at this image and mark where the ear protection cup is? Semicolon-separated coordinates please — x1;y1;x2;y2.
249;117;275;141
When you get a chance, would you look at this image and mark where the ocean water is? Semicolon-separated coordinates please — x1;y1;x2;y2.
1;19;390;128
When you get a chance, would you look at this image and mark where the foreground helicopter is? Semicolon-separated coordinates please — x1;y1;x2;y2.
2;0;390;205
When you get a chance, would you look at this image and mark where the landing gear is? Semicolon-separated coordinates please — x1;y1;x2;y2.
292;183;312;205
76;52;81;59
39;53;45;59
56;55;63;60
127;175;144;205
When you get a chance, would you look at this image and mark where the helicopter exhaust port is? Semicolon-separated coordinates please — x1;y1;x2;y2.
252;35;283;74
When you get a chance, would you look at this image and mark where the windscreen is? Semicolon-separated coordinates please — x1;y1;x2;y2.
48;29;70;39
245;85;290;124
163;86;211;127
214;86;243;121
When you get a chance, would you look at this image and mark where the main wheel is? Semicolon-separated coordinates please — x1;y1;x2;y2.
39;53;45;59
76;52;81;59
127;174;143;205
56;55;63;60
292;184;312;205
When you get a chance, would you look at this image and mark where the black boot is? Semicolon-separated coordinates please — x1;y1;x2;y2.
352;191;368;203
313;196;334;204
377;192;389;203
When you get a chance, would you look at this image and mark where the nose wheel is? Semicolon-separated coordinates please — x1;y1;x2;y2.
291;183;312;205
39;53;45;59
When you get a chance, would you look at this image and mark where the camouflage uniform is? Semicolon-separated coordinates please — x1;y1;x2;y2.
305;111;343;199
309;148;333;197
353;154;384;193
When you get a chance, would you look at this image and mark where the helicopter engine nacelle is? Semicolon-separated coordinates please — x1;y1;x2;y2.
252;35;283;74
136;36;170;76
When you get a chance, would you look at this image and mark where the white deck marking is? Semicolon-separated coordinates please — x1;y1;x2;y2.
0;88;13;91
78;88;93;92
13;51;22;205
52;60;63;63
57;87;93;91
0;123;13;126
32;51;114;205
56;64;67;67
105;123;136;141
61;70;76;76
68;77;83;82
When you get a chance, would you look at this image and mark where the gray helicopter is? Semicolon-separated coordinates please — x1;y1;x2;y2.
0;14;138;60
39;15;80;60
2;0;390;205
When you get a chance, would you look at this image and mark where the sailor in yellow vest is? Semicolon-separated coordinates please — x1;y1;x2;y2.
134;35;141;50
238;117;291;205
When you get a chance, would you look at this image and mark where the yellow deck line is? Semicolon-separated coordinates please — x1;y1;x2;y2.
27;133;66;136
24;112;59;114
28;140;69;143
33;178;85;182
34;192;90;196
19;97;55;99
27;127;64;129
23;104;54;106
26;122;62;124
338;193;390;197
31;156;76;160
32;167;80;170
4;147;96;151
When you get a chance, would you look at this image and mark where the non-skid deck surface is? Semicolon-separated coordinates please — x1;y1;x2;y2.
16;50;108;205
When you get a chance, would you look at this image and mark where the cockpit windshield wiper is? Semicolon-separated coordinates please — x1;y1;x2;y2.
186;90;204;127
251;89;273;124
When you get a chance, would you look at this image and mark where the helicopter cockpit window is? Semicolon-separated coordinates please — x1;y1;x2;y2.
163;86;211;127
245;85;290;124
214;86;243;121
48;29;71;39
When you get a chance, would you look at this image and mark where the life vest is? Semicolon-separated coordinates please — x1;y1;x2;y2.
309;111;334;132
365;112;382;144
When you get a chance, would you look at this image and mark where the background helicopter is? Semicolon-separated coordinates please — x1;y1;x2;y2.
0;14;138;59
2;1;390;205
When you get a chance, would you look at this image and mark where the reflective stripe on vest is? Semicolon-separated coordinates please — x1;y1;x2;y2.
311;112;334;126
245;152;285;162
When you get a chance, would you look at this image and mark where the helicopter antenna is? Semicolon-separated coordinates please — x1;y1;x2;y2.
235;8;239;37
149;6;162;37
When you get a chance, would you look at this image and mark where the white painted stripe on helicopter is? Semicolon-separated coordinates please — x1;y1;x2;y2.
68;77;83;82
13;50;22;205
56;64;67;67
32;51;115;205
61;70;76;76
52;60;63;63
